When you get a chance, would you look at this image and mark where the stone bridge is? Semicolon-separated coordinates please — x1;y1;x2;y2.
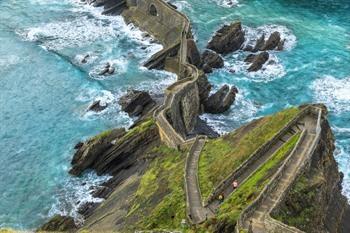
117;0;203;147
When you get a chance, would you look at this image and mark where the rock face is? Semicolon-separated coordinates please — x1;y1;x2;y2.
87;100;108;112
69;128;126;176
187;39;201;67
201;49;224;73
245;51;269;72
272;113;350;233
204;85;238;114
38;215;76;232
261;31;281;51
207;22;245;55
118;90;156;118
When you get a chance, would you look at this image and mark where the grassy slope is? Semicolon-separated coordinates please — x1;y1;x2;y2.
216;133;301;224
198;107;300;200
124;145;190;232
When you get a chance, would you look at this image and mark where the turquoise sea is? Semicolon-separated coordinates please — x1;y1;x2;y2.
0;0;349;229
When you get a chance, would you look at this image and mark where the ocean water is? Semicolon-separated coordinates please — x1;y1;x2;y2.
0;0;349;230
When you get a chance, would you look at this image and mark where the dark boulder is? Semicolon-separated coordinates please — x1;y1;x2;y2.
38;215;76;232
118;90;156;118
204;85;238;114
261;31;281;51
200;49;224;73
87;100;108;112
246;51;269;72
277;38;286;51
196;73;212;105
207;22;245;55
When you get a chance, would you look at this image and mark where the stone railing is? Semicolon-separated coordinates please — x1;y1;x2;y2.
235;106;323;233
205;106;313;204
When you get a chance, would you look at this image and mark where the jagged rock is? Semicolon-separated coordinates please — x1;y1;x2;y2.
78;202;98;218
98;62;114;76
38;215;76;232
245;51;269;72
118;90;156;118
87;100;108;112
200;49;224;73
187;39;201;67
74;142;84;150
253;33;266;52
81;54;90;64
207;22;245;55
69;128;126;176
204;85;238;114
277;39;285;51
196;73;212;105
261;31;281;51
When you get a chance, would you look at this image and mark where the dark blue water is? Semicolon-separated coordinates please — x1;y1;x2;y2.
0;0;349;230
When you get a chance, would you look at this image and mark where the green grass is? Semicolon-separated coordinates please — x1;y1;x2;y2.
125;145;189;231
217;133;301;224
92;129;113;141
272;172;324;231
123;118;155;140
198;107;300;200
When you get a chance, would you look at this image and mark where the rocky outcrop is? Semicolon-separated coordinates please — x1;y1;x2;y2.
37;215;76;232
69;128;126;176
261;31;281;51
207;22;245;55
196;73;212;104
87;100;108;112
245;51;269;72
272;115;350;233
204;85;238;114
200;49;224;73
118;90;156;118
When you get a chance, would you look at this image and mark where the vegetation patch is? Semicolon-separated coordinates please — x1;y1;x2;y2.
198;107;300;200
216;133;301;224
125;145;189;232
272;171;324;231
123;118;155;140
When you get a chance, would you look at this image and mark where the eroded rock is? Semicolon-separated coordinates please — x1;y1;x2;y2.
204;85;238;114
261;31;281;51
245;51;269;72
118;90;156;118
207;22;245;55
201;49;224;73
38;215;76;232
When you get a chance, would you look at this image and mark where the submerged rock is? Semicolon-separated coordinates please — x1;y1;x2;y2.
201;49;224;73
245;51;269;72
204;85;238;114
38;215;76;232
207;22;245;55
87;100;108;112
118;89;156;118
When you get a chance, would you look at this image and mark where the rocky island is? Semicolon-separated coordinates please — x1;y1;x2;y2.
19;0;350;233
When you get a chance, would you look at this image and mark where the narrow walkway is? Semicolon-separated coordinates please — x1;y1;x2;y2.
208;123;304;212
246;115;317;233
185;137;213;224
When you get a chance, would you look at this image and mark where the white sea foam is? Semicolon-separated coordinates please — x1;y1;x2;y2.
200;90;258;134
226;52;286;82
312;75;350;113
49;172;112;225
243;24;297;51
211;0;239;8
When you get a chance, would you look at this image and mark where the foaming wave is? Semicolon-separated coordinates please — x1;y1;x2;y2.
49;172;112;225
137;69;177;93
312;76;350;114
211;0;239;8
200;91;258;134
243;24;297;51
226;53;286;82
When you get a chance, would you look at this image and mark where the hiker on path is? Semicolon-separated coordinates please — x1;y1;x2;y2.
232;180;239;189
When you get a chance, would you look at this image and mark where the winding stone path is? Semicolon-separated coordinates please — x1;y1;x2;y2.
244;114;318;233
185;137;214;224
207;123;304;213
